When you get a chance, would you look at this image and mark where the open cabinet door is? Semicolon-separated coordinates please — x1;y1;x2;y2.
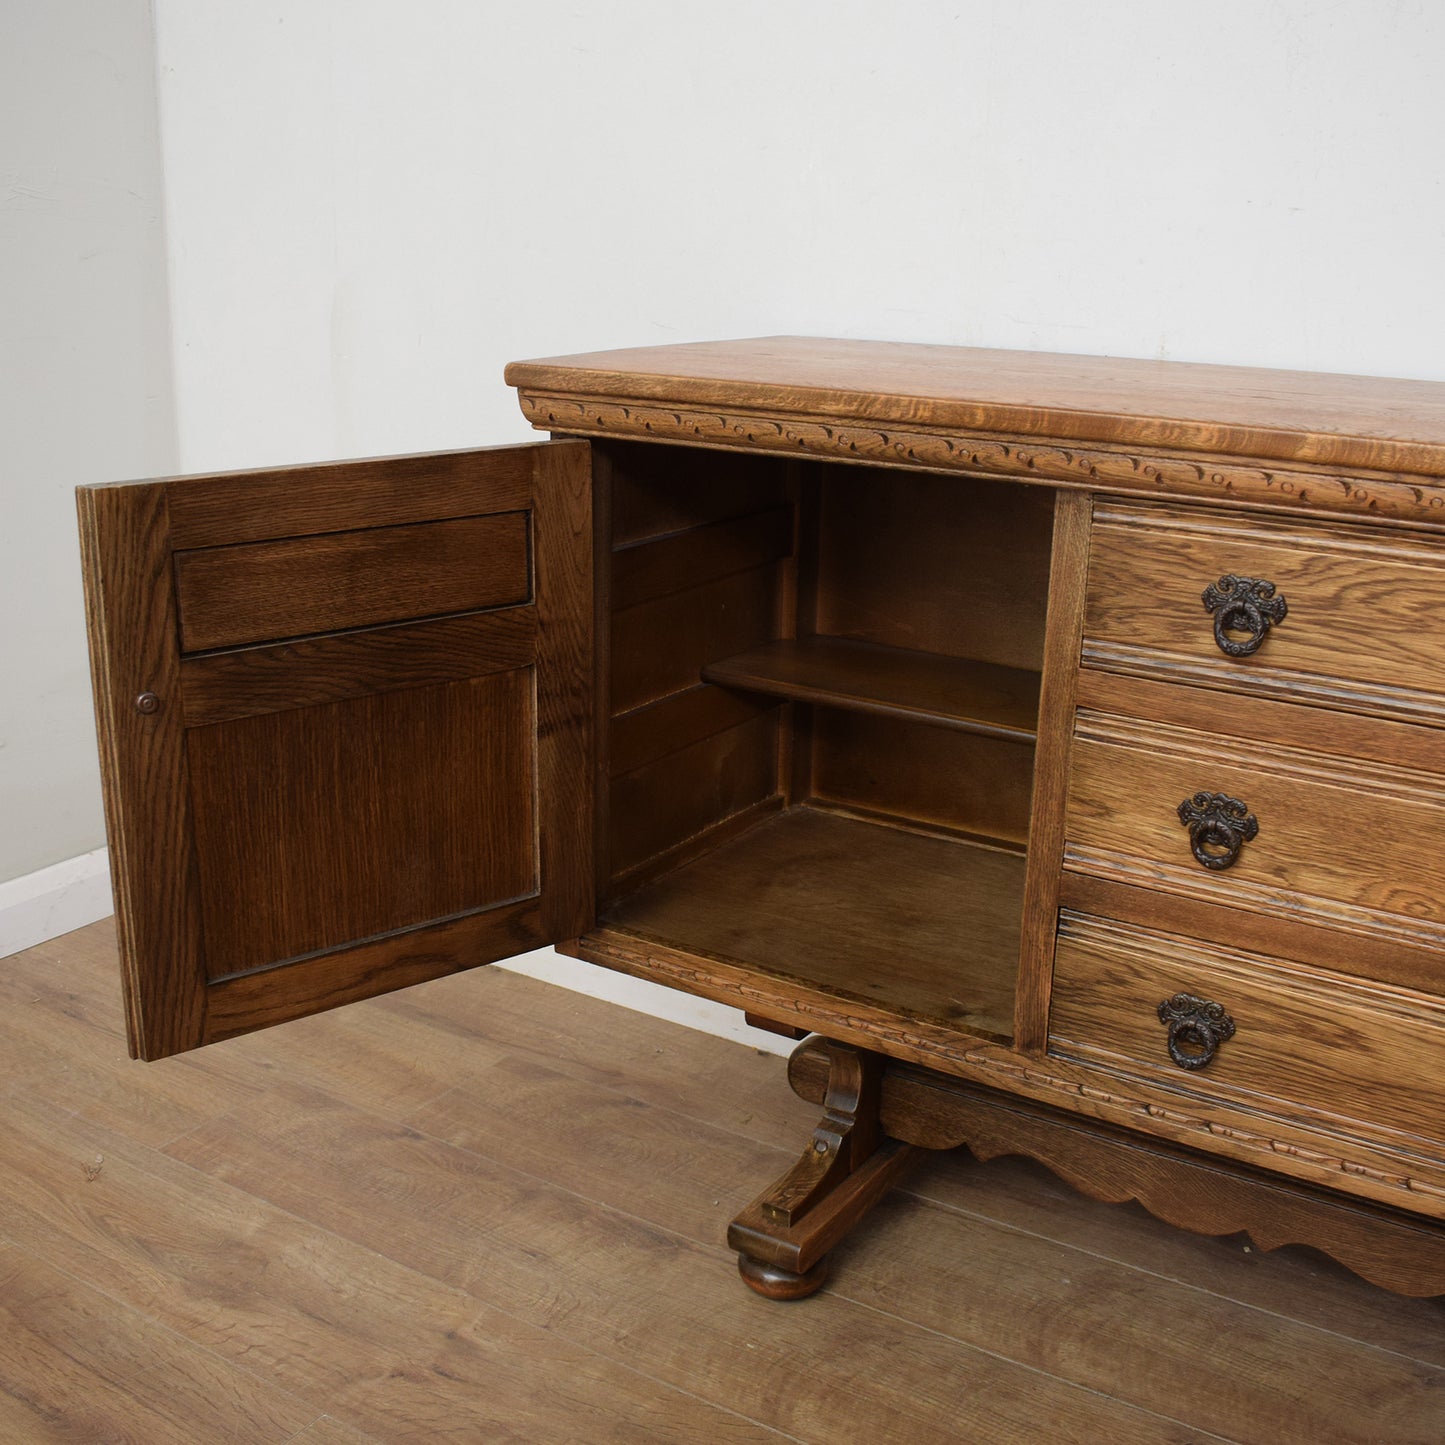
77;441;593;1060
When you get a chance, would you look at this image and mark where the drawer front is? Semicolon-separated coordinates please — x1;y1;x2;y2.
1065;707;1445;954
1050;912;1445;1147
1084;500;1445;725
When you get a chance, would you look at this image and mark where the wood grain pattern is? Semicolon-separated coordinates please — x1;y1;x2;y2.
599;450;793;892
11;926;1443;1443
79;441;593;1059
1084;499;1445;725
1;1090;755;1443
603;807;1023;1040
609;684;777;778
530;441;596;948
788;1045;1445;1299
0;1248;319;1442
815;469;1054;672
202;899;547;1043
573;924;1445;1216
1014;490;1093;1052
610;563;784;715
808;709;1036;846
162;444;535;548
179;605;537;727
602;437;791;548
77;482;205;1059
1049;911;1445;1150
507;335;1445;480
610;505;792;611
702;636;1041;741
1077;665;1445;775
1061;870;1445;1001
188;670;536;979
1066;707;1445;952
608;714;780;878
174;511;529;652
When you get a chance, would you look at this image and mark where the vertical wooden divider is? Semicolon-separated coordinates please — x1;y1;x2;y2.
1013;490;1093;1053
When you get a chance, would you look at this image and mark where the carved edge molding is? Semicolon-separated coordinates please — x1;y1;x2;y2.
789;1043;1445;1297
574;931;1445;1219
517;391;1445;527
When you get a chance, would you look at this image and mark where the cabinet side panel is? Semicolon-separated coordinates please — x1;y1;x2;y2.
533;441;596;943
602;442;792;896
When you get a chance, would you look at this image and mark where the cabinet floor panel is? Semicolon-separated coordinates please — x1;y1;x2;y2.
601;806;1022;1040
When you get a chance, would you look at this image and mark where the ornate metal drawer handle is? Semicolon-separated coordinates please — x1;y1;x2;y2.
1157;992;1236;1071
1202;575;1287;657
1177;791;1257;870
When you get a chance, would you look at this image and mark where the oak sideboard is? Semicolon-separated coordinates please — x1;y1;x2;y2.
79;337;1445;1298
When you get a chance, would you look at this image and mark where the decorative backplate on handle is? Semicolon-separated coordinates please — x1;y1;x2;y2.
1177;791;1258;870
1202;575;1288;657
1157;992;1236;1071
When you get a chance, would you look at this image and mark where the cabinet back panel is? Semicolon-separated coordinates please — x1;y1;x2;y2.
815;470;1053;673
810;709;1036;846
188;668;536;979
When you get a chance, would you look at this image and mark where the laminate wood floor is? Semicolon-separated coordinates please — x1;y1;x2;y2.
1;919;1441;1444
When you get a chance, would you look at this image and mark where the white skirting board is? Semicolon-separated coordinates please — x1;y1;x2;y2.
0;849;793;1055
0;847;115;960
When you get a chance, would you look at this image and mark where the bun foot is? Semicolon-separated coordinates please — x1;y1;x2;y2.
737;1252;829;1300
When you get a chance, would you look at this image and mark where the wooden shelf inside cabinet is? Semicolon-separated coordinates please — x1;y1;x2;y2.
702;637;1041;742
601;807;1024;1042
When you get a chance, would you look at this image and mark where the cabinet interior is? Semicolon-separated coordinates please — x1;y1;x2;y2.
593;440;1057;1044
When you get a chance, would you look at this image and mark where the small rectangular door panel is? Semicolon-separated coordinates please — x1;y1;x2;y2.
78;442;593;1059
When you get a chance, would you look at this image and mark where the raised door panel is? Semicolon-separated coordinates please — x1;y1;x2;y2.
78;442;593;1060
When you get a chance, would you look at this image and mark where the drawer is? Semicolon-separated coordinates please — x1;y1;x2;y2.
1084;500;1445;726
1049;911;1445;1148
1065;707;1445;956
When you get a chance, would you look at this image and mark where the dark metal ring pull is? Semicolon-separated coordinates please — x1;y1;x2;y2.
1157;992;1236;1071
1202;575;1288;657
1177;791;1257;870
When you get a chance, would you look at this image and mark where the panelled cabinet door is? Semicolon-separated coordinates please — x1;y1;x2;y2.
78;441;593;1060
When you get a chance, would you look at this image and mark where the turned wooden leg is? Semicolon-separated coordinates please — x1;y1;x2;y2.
728;1039;917;1300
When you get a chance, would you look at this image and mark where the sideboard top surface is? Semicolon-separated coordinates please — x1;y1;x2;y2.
507;336;1445;480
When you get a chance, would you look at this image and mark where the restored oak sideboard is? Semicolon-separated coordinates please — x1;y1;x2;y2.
79;338;1445;1298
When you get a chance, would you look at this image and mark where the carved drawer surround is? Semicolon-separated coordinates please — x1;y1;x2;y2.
81;337;1445;1300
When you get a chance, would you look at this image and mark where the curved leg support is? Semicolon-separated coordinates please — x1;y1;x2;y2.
729;1039;917;1300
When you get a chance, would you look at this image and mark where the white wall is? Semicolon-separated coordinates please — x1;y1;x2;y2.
0;1;177;886
9;2;1445;985
154;0;1445;487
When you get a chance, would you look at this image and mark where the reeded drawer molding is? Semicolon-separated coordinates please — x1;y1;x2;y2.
1063;847;1445;958
518;391;1445;528
1065;708;1445;952
1079;640;1445;729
